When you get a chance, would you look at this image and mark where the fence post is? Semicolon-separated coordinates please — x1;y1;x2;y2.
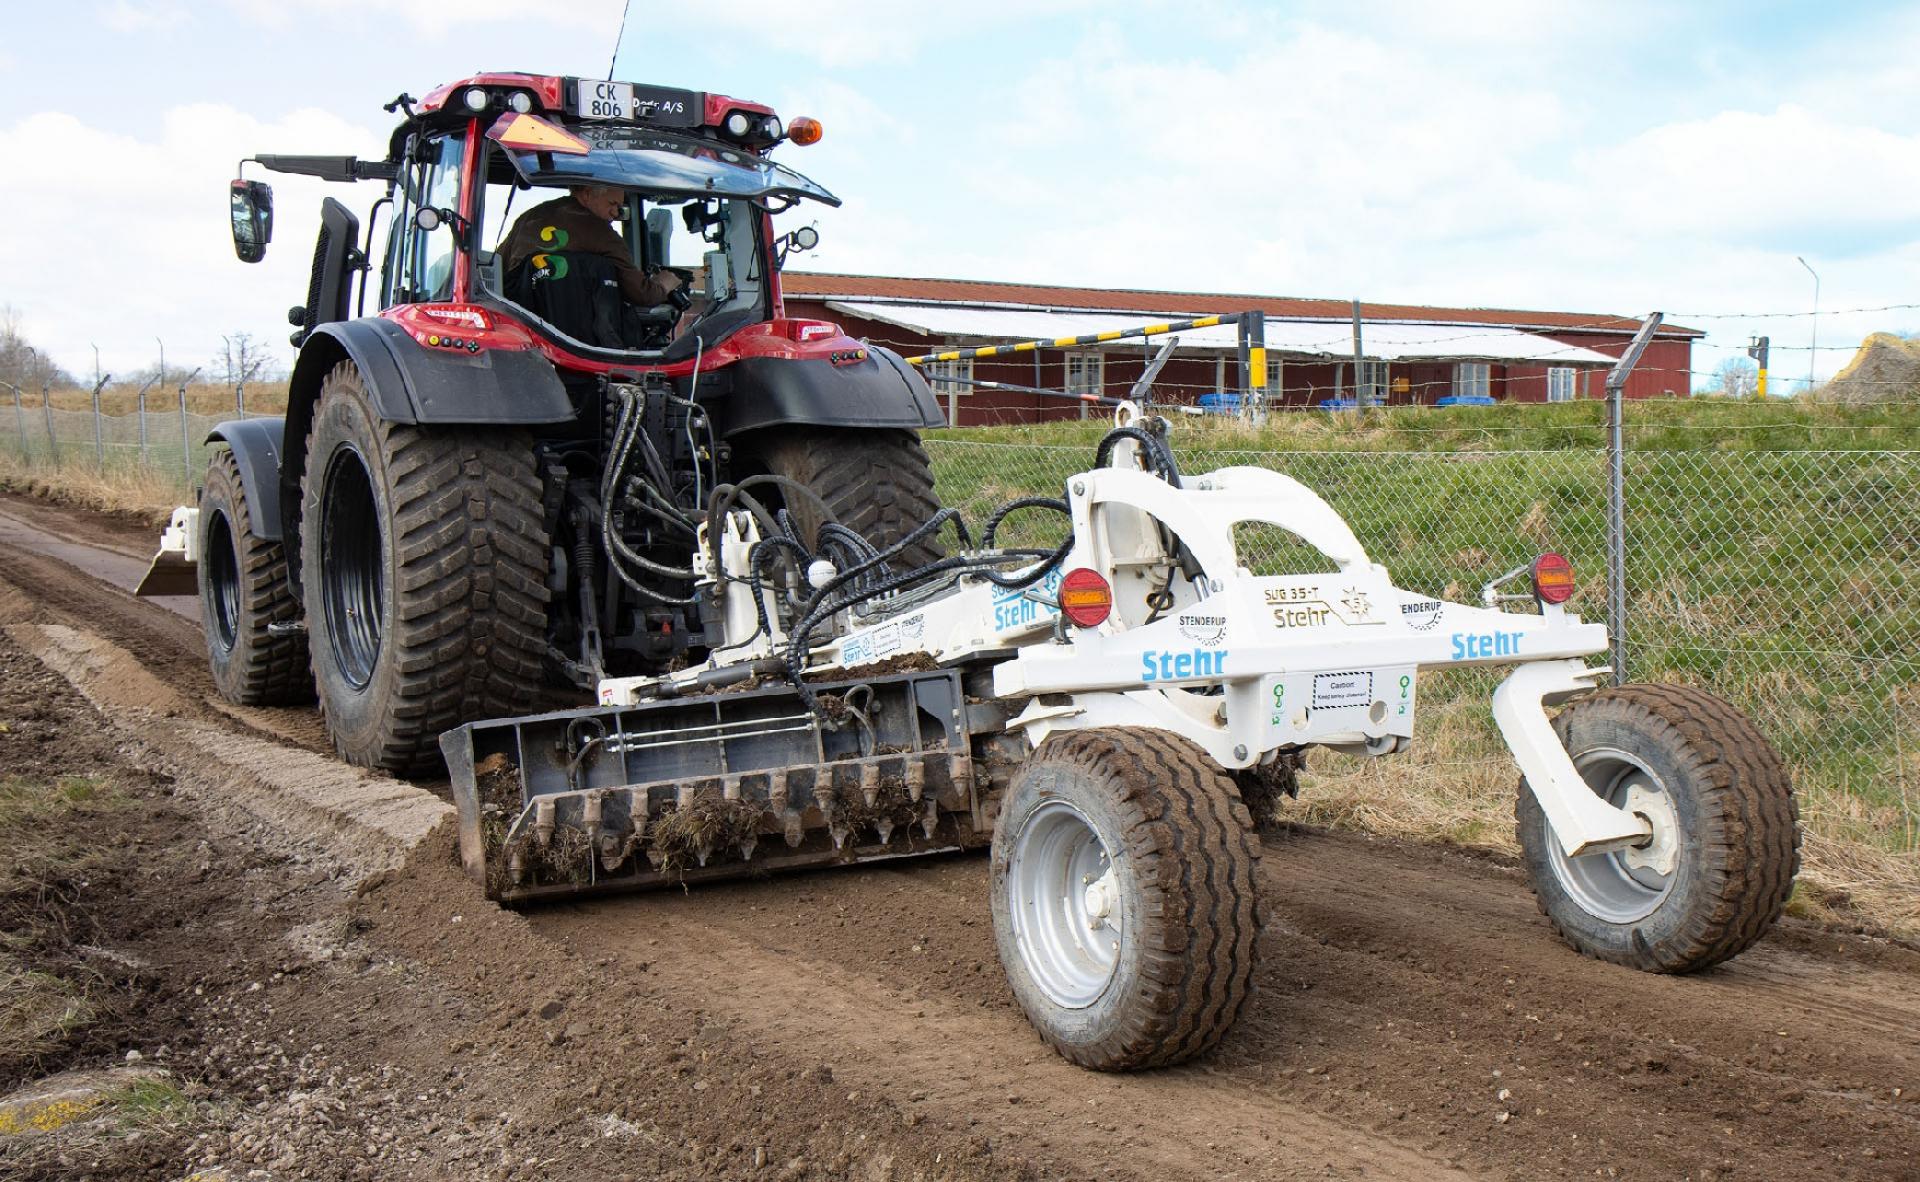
10;385;22;457
135;377;157;465
1604;313;1664;685
1351;299;1365;411
90;375;110;468
181;381;193;481
42;381;57;469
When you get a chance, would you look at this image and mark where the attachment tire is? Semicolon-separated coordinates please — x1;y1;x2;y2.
990;727;1262;1071
1517;684;1799;973
199;448;312;705
299;361;550;776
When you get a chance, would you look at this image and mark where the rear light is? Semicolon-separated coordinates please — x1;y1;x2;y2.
788;116;823;145
1532;552;1576;605
419;304;491;331
1058;568;1113;628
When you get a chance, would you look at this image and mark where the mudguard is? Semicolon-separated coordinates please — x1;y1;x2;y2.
278;316;576;594
721;345;943;436
206;417;289;542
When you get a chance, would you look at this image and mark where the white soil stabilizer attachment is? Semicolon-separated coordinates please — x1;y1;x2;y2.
441;403;1798;1070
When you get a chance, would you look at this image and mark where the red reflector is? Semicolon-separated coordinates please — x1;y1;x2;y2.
1532;552;1576;605
1058;568;1113;628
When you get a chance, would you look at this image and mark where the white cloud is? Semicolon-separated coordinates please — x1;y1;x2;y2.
219;0;624;33
0;103;387;377
100;0;187;33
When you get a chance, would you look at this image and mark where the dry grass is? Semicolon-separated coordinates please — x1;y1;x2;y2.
1281;677;1920;944
0;450;189;525
22;381;291;417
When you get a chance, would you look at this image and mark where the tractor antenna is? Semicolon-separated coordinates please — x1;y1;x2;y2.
608;0;633;78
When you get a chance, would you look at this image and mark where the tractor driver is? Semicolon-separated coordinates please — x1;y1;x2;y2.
500;185;685;309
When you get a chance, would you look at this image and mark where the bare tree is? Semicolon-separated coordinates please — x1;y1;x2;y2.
1703;356;1758;399
1;305;77;389
216;332;273;391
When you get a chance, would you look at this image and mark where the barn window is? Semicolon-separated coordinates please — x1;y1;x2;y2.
926;357;973;398
1547;367;1576;402
1065;351;1104;398
1264;354;1284;400
1453;362;1491;400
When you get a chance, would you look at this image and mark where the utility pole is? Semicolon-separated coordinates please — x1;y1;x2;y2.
1350;299;1365;410
1747;336;1770;400
1796;255;1819;393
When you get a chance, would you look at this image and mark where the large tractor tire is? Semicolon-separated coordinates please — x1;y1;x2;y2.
990;727;1263;1071
756;428;944;569
199;449;312;705
299;361;550;776
1517;684;1799;973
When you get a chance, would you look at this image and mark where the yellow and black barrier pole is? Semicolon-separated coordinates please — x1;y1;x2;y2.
904;312;1268;405
1747;335;1770;400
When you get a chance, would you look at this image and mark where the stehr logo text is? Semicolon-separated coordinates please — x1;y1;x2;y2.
1141;649;1228;682
1450;631;1525;659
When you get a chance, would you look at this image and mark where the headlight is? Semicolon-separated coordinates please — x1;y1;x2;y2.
463;87;490;112
507;91;533;113
724;110;754;138
762;115;784;141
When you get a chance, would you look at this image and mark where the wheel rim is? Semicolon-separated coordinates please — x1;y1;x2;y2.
203;507;241;655
1007;799;1122;1009
1546;746;1678;924
319;444;383;690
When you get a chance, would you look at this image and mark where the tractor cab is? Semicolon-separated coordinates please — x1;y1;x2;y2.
228;73;838;367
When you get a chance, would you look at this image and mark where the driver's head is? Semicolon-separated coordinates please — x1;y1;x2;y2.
570;185;625;222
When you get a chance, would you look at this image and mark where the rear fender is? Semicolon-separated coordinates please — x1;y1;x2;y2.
721;345;944;435
206;417;288;542
278;315;575;598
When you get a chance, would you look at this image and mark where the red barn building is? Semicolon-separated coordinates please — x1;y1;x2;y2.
781;274;1700;427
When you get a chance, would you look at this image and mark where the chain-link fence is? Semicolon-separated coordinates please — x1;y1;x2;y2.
0;396;234;492
0;398;1912;855
926;436;1919;855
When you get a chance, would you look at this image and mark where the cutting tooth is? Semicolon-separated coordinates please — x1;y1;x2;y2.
533;798;556;850
723;777;742;802
644;847;667;871
782;811;804;848
906;759;926;803
875;818;895;845
508;847;526;887
860;763;880;809
737;834;759;861
768;769;790;814
921;797;939;839
693;839;713;867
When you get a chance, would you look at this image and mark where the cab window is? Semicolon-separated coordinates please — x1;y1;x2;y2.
382;134;466;307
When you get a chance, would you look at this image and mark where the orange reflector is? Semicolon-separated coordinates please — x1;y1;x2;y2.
485;111;591;155
788;116;823;145
1532;552;1576;605
1058;567;1113;628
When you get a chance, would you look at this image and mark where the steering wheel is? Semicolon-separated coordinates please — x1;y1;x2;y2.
663;266;697;311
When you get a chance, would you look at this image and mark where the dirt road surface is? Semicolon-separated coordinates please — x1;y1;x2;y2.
0;491;1914;1181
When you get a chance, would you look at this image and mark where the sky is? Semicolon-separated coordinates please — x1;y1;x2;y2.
4;0;1919;391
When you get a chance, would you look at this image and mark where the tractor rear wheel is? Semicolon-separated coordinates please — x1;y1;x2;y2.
755;428;944;570
199;449;312;705
991;727;1263;1071
1517;684;1799;973
299;361;550;776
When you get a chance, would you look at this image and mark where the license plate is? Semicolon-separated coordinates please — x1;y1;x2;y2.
573;79;635;120
571;80;699;128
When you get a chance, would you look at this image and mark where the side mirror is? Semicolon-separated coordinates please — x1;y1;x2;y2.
229;179;273;263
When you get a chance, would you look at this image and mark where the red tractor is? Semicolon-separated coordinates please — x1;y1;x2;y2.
207;73;943;774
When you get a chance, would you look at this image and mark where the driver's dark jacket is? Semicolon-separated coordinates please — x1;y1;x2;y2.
499;196;677;306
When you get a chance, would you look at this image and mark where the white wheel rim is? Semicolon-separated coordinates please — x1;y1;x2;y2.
1007;799;1122;1009
1546;746;1679;924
